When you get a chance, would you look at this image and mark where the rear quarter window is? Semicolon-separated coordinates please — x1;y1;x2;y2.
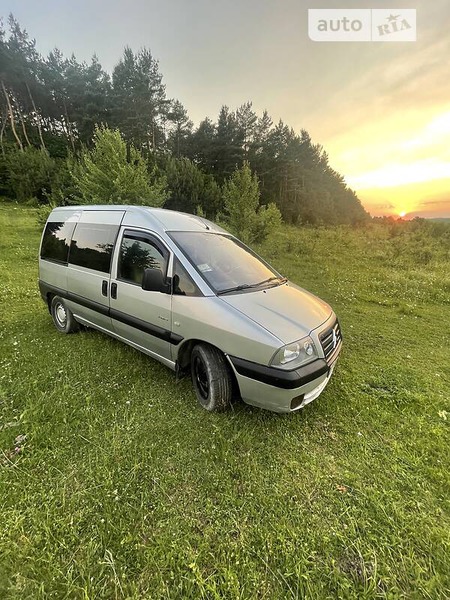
69;223;119;273
40;221;76;264
172;258;202;296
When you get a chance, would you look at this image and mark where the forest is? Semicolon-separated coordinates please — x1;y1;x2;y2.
0;15;369;226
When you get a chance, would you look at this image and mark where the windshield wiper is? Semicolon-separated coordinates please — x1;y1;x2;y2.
217;283;255;295
254;276;287;287
217;276;287;295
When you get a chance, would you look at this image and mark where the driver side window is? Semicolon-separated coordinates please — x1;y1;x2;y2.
118;233;166;285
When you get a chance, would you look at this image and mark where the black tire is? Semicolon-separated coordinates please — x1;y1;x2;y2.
50;296;79;334
191;344;232;411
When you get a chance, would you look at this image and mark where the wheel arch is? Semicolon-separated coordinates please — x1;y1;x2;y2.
176;338;241;398
46;292;54;313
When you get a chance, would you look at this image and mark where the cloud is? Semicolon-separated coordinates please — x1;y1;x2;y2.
422;198;450;206
346;159;450;189
371;202;395;210
308;30;450;143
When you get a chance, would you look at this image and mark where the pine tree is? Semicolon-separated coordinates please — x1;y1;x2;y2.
235;101;257;157
187;117;216;171
112;47;167;152
71;126;167;205
166;100;193;157
213;106;243;181
221;162;281;243
0;16;370;225
165;157;221;218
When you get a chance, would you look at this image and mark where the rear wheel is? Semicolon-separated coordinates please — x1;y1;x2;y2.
50;296;79;334
191;344;232;411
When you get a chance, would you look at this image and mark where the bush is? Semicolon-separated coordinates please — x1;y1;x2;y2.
5;147;56;203
165;157;221;218
253;202;283;242
220;163;282;243
42;155;80;207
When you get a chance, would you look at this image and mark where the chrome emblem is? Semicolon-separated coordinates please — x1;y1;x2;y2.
332;328;337;348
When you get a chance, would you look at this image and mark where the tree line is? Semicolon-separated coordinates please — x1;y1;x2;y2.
0;14;369;226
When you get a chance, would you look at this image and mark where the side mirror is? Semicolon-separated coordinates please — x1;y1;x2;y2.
142;268;169;293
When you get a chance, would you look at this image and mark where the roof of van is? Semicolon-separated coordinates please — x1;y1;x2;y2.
49;205;228;235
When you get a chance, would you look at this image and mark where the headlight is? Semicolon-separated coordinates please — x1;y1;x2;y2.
270;336;318;369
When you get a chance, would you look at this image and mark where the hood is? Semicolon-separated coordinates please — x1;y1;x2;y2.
220;282;332;344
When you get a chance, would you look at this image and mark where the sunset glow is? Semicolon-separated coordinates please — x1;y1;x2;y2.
327;107;450;218
6;0;450;220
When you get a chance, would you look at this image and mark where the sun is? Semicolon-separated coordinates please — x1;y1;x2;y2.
399;211;406;218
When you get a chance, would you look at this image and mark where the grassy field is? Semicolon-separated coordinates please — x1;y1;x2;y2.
0;204;449;599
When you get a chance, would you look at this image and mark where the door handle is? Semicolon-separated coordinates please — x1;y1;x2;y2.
111;282;117;299
101;280;108;296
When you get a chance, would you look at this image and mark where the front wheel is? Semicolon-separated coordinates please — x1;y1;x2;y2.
50;296;79;334
191;344;232;411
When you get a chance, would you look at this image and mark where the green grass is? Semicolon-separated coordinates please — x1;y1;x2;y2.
0;204;449;599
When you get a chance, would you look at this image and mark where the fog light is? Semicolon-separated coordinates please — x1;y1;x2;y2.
290;395;305;410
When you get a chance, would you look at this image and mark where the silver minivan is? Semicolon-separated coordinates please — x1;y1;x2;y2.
39;205;342;413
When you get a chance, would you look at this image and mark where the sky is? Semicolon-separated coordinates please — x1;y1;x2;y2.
2;0;449;218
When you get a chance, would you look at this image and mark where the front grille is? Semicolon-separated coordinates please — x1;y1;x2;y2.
319;320;342;362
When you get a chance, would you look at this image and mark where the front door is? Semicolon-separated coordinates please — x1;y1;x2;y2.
110;229;172;361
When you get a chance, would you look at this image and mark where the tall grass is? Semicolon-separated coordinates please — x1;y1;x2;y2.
0;205;449;598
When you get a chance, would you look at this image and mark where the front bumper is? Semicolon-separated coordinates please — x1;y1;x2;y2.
229;355;329;390
228;339;342;413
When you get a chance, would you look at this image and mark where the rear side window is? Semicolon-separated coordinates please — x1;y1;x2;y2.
118;233;167;285
69;223;118;273
40;221;76;264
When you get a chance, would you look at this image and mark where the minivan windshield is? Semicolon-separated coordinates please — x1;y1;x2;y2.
169;232;285;294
